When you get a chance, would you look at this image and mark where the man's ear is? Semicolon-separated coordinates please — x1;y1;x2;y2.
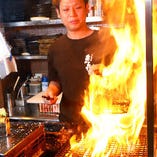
56;8;61;18
85;3;90;15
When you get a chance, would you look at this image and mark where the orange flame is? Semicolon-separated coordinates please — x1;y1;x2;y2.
66;0;157;156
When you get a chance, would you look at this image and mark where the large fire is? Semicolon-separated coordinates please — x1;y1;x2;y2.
66;0;157;156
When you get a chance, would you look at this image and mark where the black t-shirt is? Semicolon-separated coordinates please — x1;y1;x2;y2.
48;29;117;122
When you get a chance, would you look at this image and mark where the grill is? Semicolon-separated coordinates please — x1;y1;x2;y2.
55;127;148;157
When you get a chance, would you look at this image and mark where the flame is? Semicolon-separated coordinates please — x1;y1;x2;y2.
66;0;157;156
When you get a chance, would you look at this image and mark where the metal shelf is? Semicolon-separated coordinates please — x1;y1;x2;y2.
4;16;103;27
9;16;102;60
15;55;47;60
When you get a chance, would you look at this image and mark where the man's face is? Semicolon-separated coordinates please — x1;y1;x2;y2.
56;0;89;32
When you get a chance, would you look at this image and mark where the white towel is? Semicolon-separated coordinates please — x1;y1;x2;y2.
0;32;17;79
0;32;11;60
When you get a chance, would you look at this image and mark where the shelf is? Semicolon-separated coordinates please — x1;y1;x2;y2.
4;19;62;27
15;55;47;60
4;16;103;27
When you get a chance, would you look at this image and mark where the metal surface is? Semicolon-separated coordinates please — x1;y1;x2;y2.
9;104;59;122
0;121;45;156
4;16;102;28
15;55;47;60
145;0;154;156
6;93;14;116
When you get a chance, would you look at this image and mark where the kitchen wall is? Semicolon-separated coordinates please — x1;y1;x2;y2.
0;73;18;108
0;81;4;107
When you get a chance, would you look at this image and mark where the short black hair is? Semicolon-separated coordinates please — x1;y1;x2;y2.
52;0;89;9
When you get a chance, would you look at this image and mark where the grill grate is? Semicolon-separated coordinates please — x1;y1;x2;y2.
55;133;147;157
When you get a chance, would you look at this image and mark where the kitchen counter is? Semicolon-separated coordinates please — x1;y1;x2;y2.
1;119;73;157
8;91;61;122
0;122;45;156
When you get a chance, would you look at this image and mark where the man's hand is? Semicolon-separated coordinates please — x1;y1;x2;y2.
42;95;58;104
42;81;60;104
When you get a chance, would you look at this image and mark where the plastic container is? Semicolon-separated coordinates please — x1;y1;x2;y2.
29;82;41;94
41;75;48;92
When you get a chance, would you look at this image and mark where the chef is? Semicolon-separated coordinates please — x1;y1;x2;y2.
43;0;117;123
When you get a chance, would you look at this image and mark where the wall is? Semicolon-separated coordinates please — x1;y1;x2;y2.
0;80;4;107
0;72;18;108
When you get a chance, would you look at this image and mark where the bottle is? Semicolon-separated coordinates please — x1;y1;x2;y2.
41;75;48;92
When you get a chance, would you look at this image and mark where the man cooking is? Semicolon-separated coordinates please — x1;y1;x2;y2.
43;0;117;123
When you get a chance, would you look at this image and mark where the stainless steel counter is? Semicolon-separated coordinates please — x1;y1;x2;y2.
0;122;45;156
9;103;59;122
